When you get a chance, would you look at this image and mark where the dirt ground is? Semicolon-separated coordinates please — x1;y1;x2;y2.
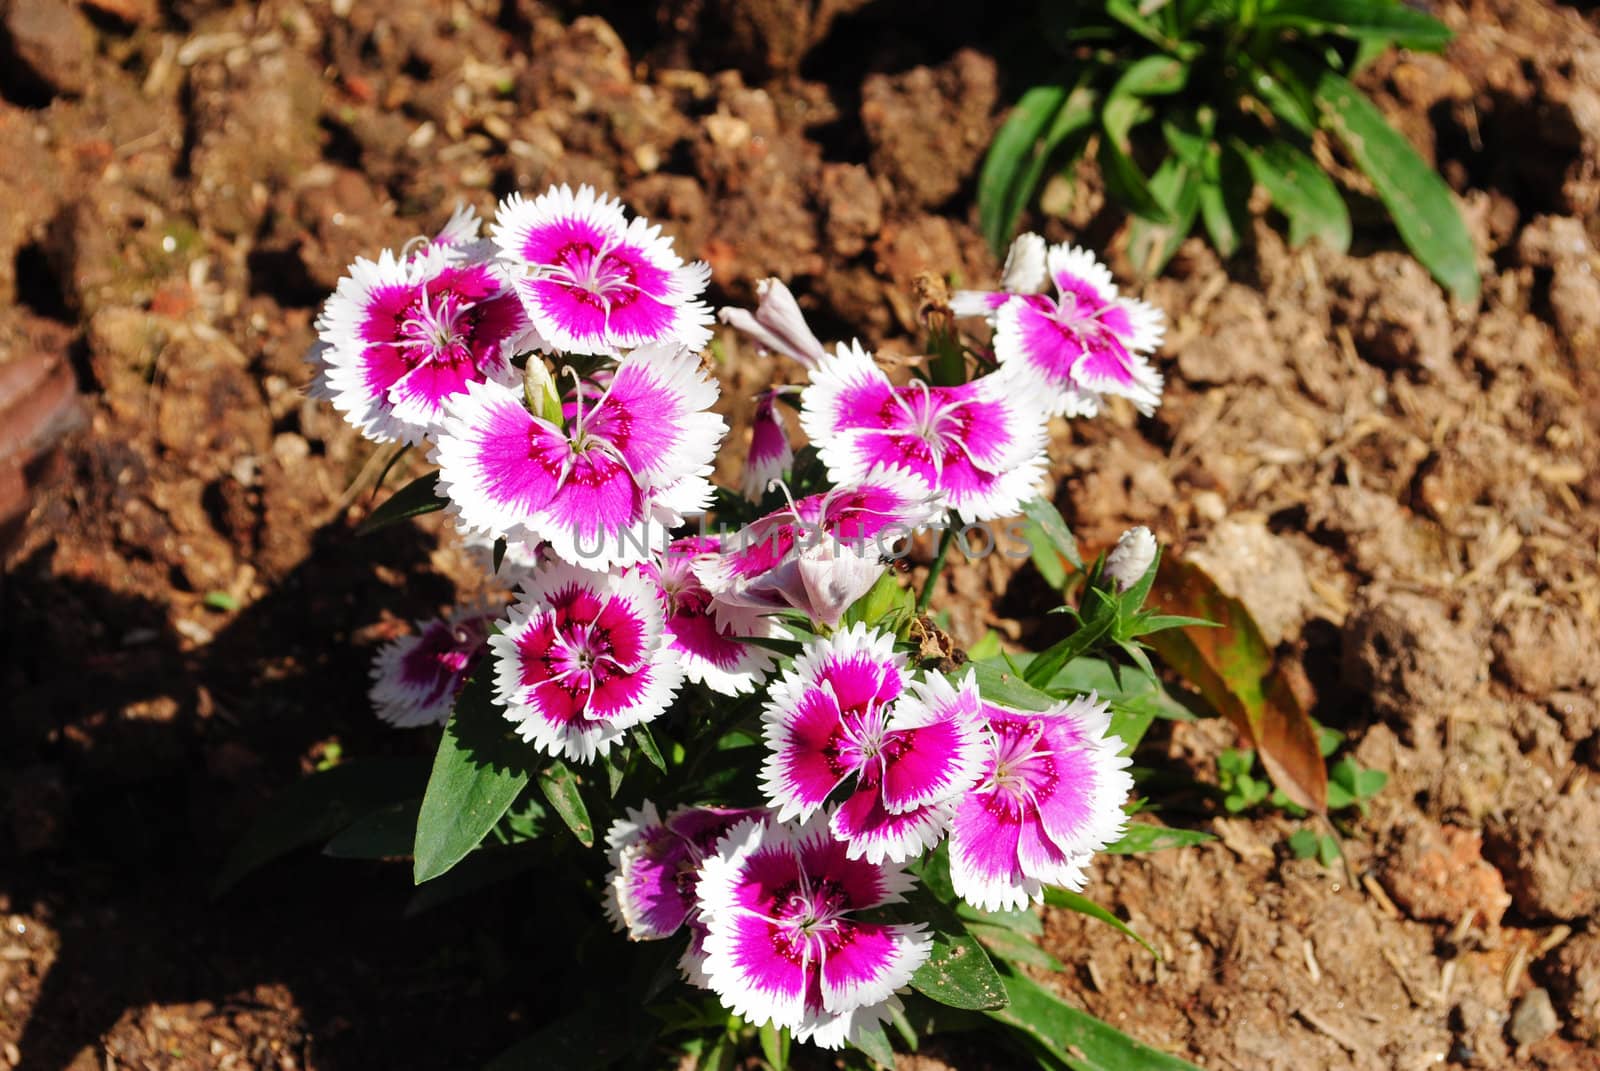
3;0;1600;1068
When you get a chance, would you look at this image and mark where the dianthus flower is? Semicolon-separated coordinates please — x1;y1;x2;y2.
952;237;1165;417
695;472;939;629
946;693;1133;912
697;815;932;1049
800;342;1048;522
490;562;682;762
315;227;531;444
741;390;795;502
433;343;725;569
492;184;713;355
760;626;984;863
636;535;776;696
368;606;493;727
603;802;764;983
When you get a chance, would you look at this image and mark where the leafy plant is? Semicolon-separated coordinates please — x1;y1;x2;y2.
979;0;1479;300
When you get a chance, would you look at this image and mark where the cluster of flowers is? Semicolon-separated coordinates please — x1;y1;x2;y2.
309;185;1162;1048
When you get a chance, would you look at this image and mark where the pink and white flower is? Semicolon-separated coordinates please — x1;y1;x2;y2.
315;241;530;444
740;390;794;502
800;342;1048;522
717;277;829;369
490;563;683;762
492;184;713;356
433;343;726;570
696;472;940;629
603;802;764;985
953;239;1165;417
368;607;493;727
637;536;776;696
760;626;984;863
697;815;932;1049
947;693;1133;912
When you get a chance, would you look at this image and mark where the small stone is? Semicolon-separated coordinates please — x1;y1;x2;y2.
1508;988;1558;1047
0;0;96;99
1378;823;1512;927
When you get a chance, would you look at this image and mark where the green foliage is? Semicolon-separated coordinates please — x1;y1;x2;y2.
979;0;1478;300
1217;734;1387;867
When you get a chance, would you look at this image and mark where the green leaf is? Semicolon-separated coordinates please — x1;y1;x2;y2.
966;659;1058;712
1319;834;1342;868
852;1020;896;1069
843;571;914;633
1127;156;1202;276
966;921;1065;972
1042;888;1159;958
214;757;429;894
1287;828;1321;859
1355;768;1388;798
1199;141;1252;258
413;670;534;884
910;910;1009;1011
1256;0;1452;50
356;470;445;534
758;1022;789;1071
986;972;1203;1070
955;904;1043;937
633;724;667;773
1021;496;1085;574
1097;136;1168;223
1104;823;1216;855
538;759;595;848
323;798;420;859
1313;70;1480;302
1238;139;1351;254
979;85;1071;253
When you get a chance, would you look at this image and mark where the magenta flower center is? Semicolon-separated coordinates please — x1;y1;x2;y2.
541;239;641;312
988;718;1052;808
768;877;852;960
396;287;476;366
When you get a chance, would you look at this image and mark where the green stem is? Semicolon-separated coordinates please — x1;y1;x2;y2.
916;523;957;615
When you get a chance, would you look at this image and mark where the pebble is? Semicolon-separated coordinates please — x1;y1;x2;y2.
1509;987;1559;1047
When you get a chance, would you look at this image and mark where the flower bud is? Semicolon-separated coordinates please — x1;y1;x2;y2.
717;277;828;369
1104;525;1156;591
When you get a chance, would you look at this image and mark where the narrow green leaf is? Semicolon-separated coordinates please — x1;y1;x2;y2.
1127;157;1202;276
214;757;429;894
1256;0;1452;50
1097;135;1169;223
633;724;667;773
492;536;508;574
966;659;1058;712
988;972;1203;1070
1313;70;1480;302
538;759;595;848
966;922;1065;972
1198;142;1251;258
1011;83;1099;237
1042;888;1159;958
1021;496;1084;572
1105;823;1216;855
758;1022;789;1071
356;470;445;534
979;84;1067;254
852;1020;896;1069
1236;138;1350;254
413;670;534;883
955;903;1043;937
323;798;420;860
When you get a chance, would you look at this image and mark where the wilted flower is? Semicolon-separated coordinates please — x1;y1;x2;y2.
947;693;1133;912
697;814;931;1049
315;238;529;444
637;536;776;696
368;607;493;727
740;390;795;501
760;627;985;863
490;562;683;762
696;472;940;628
1103;525;1157;591
718;277;829;369
800;342;1048;522
492;184;713;356
433;343;725;570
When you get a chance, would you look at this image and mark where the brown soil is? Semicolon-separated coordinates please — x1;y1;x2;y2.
3;1;1600;1069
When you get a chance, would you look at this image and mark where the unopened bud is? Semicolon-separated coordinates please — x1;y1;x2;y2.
1104;526;1156;591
